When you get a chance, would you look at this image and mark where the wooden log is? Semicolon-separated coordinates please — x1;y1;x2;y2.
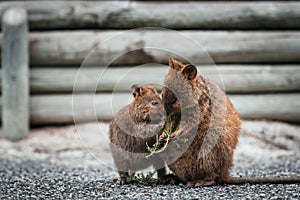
0;1;300;30
12;30;300;65
205;65;300;93
31;93;300;124
229;94;300;123
0;65;297;93
0;93;299;124
2;7;29;140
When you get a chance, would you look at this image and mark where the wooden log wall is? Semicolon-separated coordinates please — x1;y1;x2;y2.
0;0;299;124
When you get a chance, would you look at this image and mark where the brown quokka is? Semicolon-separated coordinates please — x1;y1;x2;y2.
109;84;166;185
160;58;300;186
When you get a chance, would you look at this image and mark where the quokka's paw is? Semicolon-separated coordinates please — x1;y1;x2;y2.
157;174;183;185
187;179;216;187
158;134;166;142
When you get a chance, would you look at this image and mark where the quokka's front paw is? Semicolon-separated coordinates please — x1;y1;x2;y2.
158;132;168;143
159;130;179;142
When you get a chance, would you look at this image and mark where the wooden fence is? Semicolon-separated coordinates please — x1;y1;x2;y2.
1;1;300;140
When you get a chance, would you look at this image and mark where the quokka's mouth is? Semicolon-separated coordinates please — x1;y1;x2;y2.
149;113;165;124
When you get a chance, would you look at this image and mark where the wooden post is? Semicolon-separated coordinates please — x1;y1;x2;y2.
2;7;29;141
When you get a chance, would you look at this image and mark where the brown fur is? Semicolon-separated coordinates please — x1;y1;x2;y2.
161;58;241;187
109;85;166;184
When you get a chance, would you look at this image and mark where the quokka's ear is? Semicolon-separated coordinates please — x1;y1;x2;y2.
182;64;197;80
131;84;146;98
169;58;176;69
169;58;184;71
131;84;141;98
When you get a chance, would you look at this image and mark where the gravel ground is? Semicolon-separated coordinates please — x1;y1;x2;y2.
0;157;299;199
0;121;299;199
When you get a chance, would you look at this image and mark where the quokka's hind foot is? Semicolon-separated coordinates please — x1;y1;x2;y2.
187;178;216;187
157;174;183;185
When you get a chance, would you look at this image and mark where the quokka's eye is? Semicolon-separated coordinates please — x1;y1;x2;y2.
151;101;159;106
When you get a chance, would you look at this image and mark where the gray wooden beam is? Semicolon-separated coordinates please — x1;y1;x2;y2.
0;65;296;94
7;30;298;65
0;1;299;30
0;93;297;125
2;7;29;140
